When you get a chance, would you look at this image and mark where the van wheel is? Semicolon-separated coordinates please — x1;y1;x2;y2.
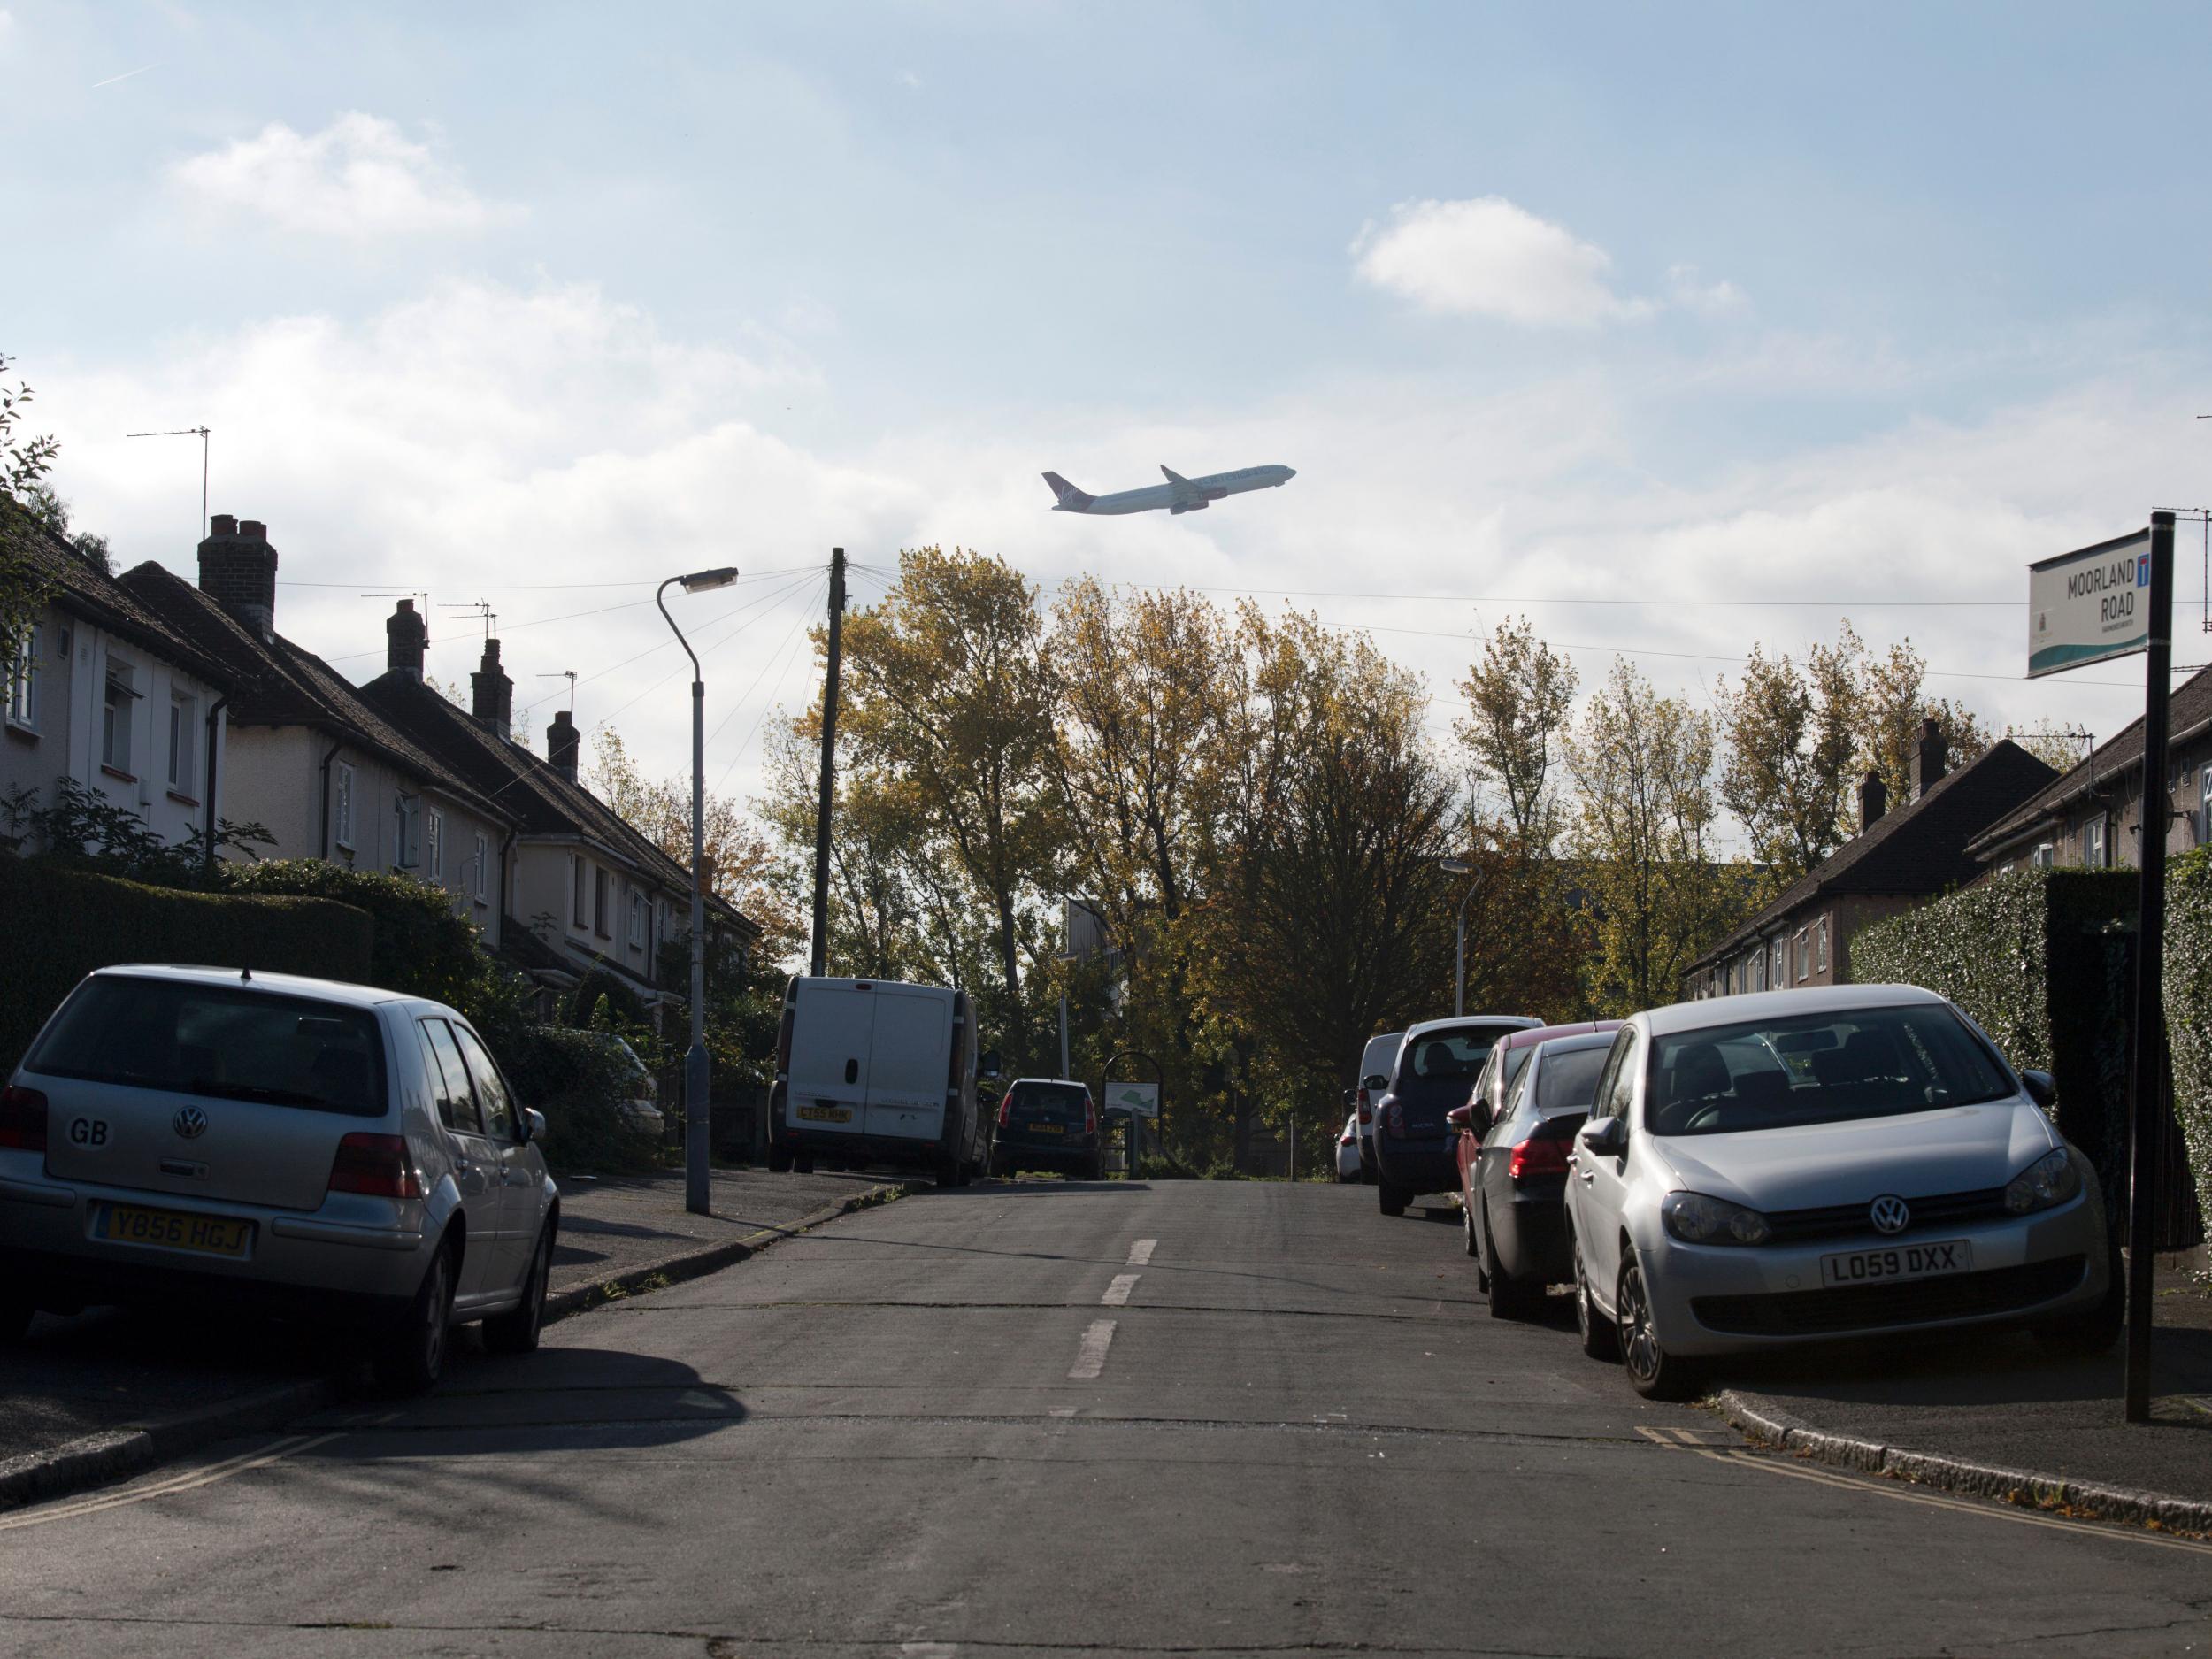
485;1221;554;1356
373;1242;457;1395
793;1155;815;1175
934;1142;961;1187
1379;1183;1408;1217
768;1147;793;1173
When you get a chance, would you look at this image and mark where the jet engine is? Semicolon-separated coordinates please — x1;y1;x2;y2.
1170;500;1210;514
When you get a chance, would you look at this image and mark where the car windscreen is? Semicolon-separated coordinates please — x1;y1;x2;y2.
1393;1026;1510;1107
26;977;388;1118
1006;1082;1087;1122
1646;1004;2013;1136
1535;1045;1609;1111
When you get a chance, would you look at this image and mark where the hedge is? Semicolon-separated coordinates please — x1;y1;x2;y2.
225;859;484;1009
1852;865;2199;1248
2165;849;2212;1265
0;856;375;1075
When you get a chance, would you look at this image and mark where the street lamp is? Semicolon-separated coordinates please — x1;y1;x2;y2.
1439;856;1476;1019
657;565;741;1217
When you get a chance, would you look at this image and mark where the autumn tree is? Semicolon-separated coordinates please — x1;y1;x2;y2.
1;353;60;668
1715;624;1863;887
1456;615;1578;855
1857;637;1987;803
1568;658;1746;1017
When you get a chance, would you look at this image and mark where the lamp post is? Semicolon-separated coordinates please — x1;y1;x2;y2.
1440;856;1476;1018
657;565;741;1217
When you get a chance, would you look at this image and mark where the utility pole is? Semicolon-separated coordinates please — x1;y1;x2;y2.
810;548;846;978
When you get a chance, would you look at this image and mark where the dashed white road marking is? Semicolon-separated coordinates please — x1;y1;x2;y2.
0;1432;343;1532
1102;1273;1140;1306
1069;1318;1118;1379
1126;1239;1156;1266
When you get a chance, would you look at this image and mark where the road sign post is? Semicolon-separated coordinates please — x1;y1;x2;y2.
2029;515;2173;1424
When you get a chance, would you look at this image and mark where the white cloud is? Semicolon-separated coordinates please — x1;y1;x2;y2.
1665;263;1749;318
0;12;14;54
1352;196;1655;327
169;113;515;239
895;68;922;89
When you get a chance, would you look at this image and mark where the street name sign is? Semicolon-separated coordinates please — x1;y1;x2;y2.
1104;1082;1158;1118
2028;529;2151;678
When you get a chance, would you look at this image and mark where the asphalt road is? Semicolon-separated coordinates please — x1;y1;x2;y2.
2;1181;2210;1656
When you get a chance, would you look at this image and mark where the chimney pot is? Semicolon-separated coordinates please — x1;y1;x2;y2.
239;519;266;542
1859;771;1888;833
196;515;280;642
210;513;237;537
385;598;427;682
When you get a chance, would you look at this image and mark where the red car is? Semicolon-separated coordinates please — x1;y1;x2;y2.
1448;1021;1622;1318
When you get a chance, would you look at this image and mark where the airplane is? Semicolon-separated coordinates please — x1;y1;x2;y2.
1041;463;1297;517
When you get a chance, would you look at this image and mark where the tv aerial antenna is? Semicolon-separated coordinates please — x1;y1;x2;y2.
537;671;577;714
125;425;211;543
442;600;497;640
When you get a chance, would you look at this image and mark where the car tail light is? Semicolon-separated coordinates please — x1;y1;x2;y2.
1083;1094;1096;1134
1385;1100;1403;1135
997;1094;1013;1128
1356;1087;1371;1125
1508;1136;1571;1180
0;1087;47;1154
328;1133;422;1199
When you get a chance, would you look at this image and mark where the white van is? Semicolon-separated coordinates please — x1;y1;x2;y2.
766;977;991;1187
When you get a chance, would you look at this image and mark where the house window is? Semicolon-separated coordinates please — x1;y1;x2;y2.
5;626;36;727
1772;938;1786;987
472;833;489;903
335;763;356;848
594;867;611;938
2085;818;2107;870
1793;929;1809;983
629;889;646;950
167;692;196;791
426;810;444;881
1816;916;1830;975
101;660;137;773
393;793;421;871
2200;767;2212;846
571;855;587;929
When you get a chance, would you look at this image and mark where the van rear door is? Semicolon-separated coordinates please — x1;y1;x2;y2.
785;981;873;1141
864;986;950;1145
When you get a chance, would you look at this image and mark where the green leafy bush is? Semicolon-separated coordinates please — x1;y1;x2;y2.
498;1024;663;1176
0;856;373;1074
2165;849;2212;1264
225;859;485;1006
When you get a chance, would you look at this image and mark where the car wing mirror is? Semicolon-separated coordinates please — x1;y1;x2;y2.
1578;1116;1627;1157
1445;1104;1472;1133
2020;1069;2057;1110
1363;1073;1388;1092
978;1048;1003;1081
521;1108;548;1145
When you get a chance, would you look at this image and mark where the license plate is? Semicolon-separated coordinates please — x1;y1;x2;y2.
797;1104;851;1123
1027;1123;1064;1134
92;1202;252;1259
1819;1238;1971;1287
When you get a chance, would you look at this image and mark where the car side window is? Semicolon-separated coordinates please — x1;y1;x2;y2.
1607;1033;1642;1125
1587;1034;1625;1120
419;1018;483;1135
451;1025;517;1141
1502;1060;1532;1118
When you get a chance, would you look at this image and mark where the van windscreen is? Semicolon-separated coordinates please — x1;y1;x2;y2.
27;977;388;1117
1007;1082;1087;1123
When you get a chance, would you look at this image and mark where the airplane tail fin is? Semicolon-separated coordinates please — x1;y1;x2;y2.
1041;471;1094;511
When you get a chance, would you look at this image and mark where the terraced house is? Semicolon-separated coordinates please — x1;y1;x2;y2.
121;517;518;941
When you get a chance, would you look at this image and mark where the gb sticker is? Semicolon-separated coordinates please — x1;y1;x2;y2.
68;1118;109;1148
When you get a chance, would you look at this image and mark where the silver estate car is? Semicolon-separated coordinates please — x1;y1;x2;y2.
0;965;559;1393
1563;985;2116;1400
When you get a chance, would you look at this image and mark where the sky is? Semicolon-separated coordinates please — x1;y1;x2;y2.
5;1;2211;826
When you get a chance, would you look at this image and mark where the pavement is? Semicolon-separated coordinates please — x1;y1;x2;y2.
4;1181;2212;1655
0;1164;896;1495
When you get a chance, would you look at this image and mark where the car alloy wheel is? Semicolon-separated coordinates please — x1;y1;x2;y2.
1617;1252;1700;1401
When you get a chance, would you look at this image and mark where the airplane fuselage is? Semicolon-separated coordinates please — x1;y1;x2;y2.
1046;464;1297;516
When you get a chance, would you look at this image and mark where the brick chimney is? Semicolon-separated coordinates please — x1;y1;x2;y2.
385;599;426;681
470;638;514;740
1910;718;1948;800
197;514;279;641
548;709;580;782
1859;771;1887;833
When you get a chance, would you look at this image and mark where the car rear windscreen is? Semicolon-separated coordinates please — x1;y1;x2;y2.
27;977;388;1117
1394;1026;1511;1106
1006;1082;1087;1122
1536;1046;1609;1110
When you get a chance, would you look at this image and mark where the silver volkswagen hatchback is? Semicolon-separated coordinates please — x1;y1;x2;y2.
0;965;558;1393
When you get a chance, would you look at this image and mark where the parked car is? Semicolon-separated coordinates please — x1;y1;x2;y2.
992;1079;1104;1179
1372;1016;1542;1215
1464;1020;1622;1141
0;964;558;1393
1450;1031;1617;1319
575;1032;664;1141
1561;985;2119;1401
1335;1112;1363;1182
767;976;990;1187
1351;1031;1403;1182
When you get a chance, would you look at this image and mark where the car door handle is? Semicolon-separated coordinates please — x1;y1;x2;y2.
1578;1170;1594;1184
459;1169;488;1194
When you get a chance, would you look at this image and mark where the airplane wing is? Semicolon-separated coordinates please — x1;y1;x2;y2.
1161;465;1192;486
1160;465;1203;509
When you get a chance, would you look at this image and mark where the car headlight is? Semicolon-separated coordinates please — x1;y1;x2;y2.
2004;1148;2080;1215
1661;1190;1772;1246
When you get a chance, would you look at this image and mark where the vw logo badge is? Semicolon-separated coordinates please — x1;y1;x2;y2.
173;1106;209;1141
1870;1194;1910;1235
